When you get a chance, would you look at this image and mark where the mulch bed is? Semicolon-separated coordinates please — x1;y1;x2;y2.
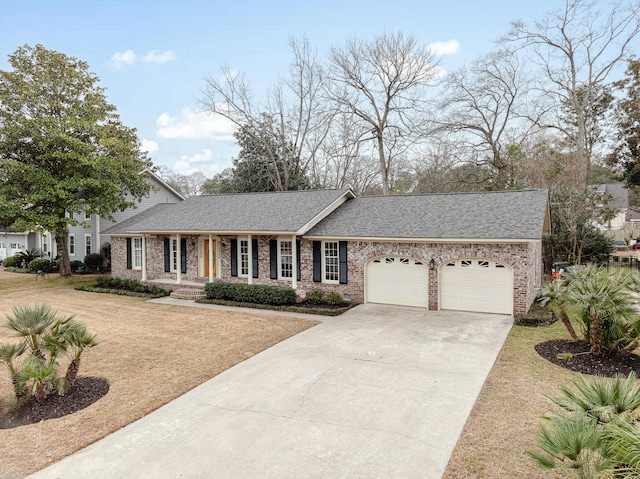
535;339;640;377
0;377;109;429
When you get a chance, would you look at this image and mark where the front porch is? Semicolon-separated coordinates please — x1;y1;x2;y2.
145;278;208;300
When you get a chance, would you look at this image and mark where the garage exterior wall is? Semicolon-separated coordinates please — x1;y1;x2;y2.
111;235;543;316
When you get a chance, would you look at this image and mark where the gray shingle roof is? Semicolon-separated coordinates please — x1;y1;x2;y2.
305;189;549;240
102;189;353;235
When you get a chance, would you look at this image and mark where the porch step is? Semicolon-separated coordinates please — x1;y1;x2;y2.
170;288;207;300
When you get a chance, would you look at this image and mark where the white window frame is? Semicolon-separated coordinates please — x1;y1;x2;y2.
69;234;75;256
171;238;179;272
237;238;249;277
85;234;92;256
322;241;339;284
85;210;91;220
278;238;293;280
133;237;143;270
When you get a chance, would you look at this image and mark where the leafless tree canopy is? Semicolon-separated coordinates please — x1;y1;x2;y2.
327;32;440;195
503;0;640;189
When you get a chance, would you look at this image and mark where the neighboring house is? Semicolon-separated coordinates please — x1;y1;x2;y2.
594;183;629;230
0;228;40;261
104;188;550;316
62;169;184;262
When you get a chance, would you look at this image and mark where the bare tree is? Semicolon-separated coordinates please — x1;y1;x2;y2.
327;32;440;195
503;0;640;189
438;50;537;189
201;37;332;191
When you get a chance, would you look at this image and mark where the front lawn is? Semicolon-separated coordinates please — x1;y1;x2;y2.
443;320;580;479
0;269;317;478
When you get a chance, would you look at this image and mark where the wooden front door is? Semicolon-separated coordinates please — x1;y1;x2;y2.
204;240;216;277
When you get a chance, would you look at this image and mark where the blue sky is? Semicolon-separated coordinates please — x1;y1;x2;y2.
1;0;560;177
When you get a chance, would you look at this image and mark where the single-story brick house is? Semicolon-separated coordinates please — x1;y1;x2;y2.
104;188;550;315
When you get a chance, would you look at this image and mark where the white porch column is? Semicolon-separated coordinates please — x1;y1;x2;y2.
291;234;297;290
176;234;182;285
247;234;253;285
141;235;147;281
208;234;214;282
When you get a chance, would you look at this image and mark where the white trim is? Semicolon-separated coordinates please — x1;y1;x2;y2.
303;236;537;244
141;235;147;280
133;237;143;270
237;237;249;278
277;237;294;281
69;234;76;256
322;240;340;284
84;234;92;256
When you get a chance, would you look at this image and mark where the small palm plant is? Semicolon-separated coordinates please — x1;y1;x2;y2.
0;303;99;408
538;280;580;341
530;373;640;478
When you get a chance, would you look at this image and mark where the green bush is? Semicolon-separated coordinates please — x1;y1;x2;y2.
83;253;104;272
204;282;297;306
90;276;171;297
28;258;51;273
326;291;343;305
2;255;22;268
306;288;325;304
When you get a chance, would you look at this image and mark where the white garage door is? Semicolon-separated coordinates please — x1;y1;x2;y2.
366;257;428;308
440;259;513;315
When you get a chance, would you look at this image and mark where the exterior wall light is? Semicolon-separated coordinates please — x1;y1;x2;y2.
429;258;436;271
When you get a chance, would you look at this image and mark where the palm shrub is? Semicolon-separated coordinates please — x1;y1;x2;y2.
0;303;99;408
540;264;640;357
530;373;640;478
15;248;42;264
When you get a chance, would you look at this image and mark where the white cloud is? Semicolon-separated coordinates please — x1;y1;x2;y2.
428;39;461;56
174;149;216;175
110;49;137;69
156;107;236;141
140;139;159;154
143;50;177;64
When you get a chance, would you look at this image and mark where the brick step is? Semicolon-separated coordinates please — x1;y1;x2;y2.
170;288;207;300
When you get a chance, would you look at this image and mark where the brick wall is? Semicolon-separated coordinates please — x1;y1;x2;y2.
112;235;543;315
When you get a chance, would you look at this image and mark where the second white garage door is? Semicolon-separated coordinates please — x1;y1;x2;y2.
366;257;428;308
440;259;513;315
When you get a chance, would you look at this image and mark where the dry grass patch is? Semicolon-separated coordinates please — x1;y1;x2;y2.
442;321;580;479
0;270;317;478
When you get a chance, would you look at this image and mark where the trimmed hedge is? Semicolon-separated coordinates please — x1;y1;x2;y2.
87;276;171;297
205;282;297;306
28;258;51;273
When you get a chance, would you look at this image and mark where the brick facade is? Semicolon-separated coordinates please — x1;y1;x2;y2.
112;235;542;315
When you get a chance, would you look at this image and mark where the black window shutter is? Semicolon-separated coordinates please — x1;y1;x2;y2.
163;237;170;272
181;238;187;273
270;240;278;279
339;241;348;284
252;238;259;278
312;241;321;282
230;239;237;276
126;238;132;270
296;240;301;281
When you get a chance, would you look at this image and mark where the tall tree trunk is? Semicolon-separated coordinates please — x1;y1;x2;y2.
377;133;390;195
55;224;72;278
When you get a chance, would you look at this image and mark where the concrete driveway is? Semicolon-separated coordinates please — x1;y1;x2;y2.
28;303;512;479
